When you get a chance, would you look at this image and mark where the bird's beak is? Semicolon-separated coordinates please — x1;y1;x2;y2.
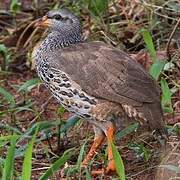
34;15;50;28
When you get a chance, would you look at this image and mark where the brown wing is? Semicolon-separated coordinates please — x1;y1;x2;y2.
46;41;161;107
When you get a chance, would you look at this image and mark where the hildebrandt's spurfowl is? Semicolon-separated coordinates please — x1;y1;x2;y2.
33;8;167;174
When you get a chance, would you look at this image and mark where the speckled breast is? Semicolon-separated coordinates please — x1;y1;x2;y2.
36;61;97;119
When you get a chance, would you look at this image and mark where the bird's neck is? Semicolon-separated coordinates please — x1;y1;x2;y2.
43;30;81;50
35;30;81;60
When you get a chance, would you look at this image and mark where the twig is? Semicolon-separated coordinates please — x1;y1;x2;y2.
166;18;180;61
141;0;179;21
99;30;117;46
23;27;39;48
0;19;14;28
32;167;49;171
16;19;38;50
127;165;158;177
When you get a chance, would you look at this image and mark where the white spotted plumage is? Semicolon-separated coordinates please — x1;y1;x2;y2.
37;62;97;118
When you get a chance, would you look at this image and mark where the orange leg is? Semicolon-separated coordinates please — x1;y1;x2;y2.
106;126;116;173
82;135;105;165
82;126;105;165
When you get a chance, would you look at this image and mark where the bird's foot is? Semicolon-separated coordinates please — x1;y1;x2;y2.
91;168;105;175
82;160;115;176
91;163;116;176
105;159;116;173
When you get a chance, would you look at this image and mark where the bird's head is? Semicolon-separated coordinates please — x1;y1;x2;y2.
35;8;81;35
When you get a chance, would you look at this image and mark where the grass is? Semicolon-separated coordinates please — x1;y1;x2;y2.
21;125;39;180
2;135;17;180
39;148;73;180
0;0;179;179
111;141;125;180
0;44;11;71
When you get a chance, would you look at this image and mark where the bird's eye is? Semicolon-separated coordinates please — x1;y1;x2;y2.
53;14;63;20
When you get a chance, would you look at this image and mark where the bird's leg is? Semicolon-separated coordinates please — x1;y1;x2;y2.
105;124;116;173
82;126;105;165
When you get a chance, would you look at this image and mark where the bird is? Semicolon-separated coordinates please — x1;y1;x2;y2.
33;8;167;174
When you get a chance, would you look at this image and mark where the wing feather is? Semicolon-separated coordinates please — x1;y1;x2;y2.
46;41;161;106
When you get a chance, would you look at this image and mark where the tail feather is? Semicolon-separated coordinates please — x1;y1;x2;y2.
138;102;168;138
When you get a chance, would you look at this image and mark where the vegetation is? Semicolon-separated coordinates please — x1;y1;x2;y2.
0;0;179;179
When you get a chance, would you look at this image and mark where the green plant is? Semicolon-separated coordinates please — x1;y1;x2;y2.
0;117;78;179
141;28;166;80
0;86;15;108
141;29;173;113
0;80;38;124
88;0;108;17
21;126;39;180
10;0;21;14
116;123;139;139
39;148;73;180
0;44;11;71
18;78;41;93
64;141;87;177
0;75;80;179
111;141;125;180
160;78;173;113
129;142;151;162
1;135;18;180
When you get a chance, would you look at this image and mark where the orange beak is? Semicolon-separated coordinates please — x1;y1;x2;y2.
34;15;51;28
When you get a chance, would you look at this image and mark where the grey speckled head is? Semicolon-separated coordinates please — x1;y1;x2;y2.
46;8;81;35
36;8;82;51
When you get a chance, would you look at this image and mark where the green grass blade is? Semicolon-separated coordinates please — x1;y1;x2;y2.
160;78;173;113
0;44;8;55
149;60;166;80
90;0;108;16
0;86;15;108
10;0;20;14
18;78;41;92
0;124;22;135
111;141;125;180
141;28;166;80
0;135;20;142
39;149;73;180
141;28;157;63
85;168;91;180
2;135;18;180
21;126;39;180
76;141;86;169
18;120;61;142
116;123;139;139
60;115;79;133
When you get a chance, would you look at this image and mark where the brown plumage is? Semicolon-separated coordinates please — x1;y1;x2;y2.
41;41;165;133
34;8;167;174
